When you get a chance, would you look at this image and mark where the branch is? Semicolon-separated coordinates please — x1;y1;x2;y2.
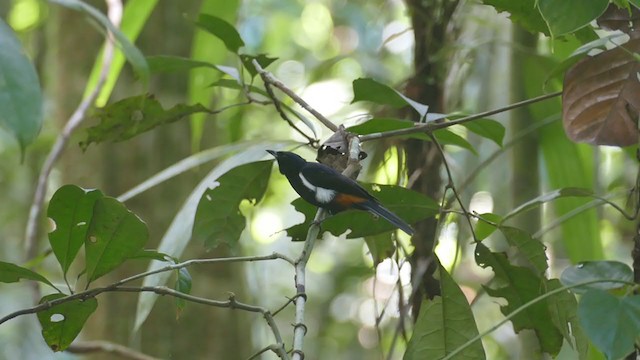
252;60;339;132
25;0;123;261
359;91;562;142
67;340;159;360
0;252;293;326
290;137;362;360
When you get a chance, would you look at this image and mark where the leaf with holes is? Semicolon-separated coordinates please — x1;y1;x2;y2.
0;18;43;155
80;94;211;150
37;294;98;352
286;184;439;241
560;260;633;294
563;35;640;146
475;243;563;355
195;14;244;53
0;261;55;289
578;290;640;360
500;226;548;275
404;266;486;360
192;160;273;249
48;185;103;276
85;197;149;283
364;232;396;266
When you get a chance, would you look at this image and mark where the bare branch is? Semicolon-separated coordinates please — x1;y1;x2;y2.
252;59;339;132
67;340;159;360
25;0;123;261
359;91;562;142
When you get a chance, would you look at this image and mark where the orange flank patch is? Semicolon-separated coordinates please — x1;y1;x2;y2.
333;193;367;207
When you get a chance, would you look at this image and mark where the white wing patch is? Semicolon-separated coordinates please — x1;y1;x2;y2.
299;173;336;204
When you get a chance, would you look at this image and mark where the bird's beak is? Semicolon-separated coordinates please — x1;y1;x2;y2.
266;149;277;157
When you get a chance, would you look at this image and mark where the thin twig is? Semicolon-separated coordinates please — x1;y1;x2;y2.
359;91;562;142
25;0;123;261
66;340;159;360
252;59;339;132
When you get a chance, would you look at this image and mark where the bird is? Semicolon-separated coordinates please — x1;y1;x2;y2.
267;150;414;235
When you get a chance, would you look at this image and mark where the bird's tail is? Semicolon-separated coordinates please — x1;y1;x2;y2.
358;200;414;236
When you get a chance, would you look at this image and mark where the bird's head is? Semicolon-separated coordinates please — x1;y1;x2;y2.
266;150;307;175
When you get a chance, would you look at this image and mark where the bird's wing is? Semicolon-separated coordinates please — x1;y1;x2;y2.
300;163;374;200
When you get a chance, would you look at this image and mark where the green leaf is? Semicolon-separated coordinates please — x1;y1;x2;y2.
84;0;158;106
0;18;42;154
499;226;548;274
239;53;278;78
475;213;501;240
347;118;476;153
50;0;149;86
475;243;563;355
502;188;593;223
286;184;439;241
351;78;429;118
434;129;477;155
192;160;273;249
37;294;98;352
537;0;609;37
195;14;244;54
560;261;633;294
481;0;549;34
85;197;149;283
48;185;103;276
134;143;284;332
175;267;192;319
460;118;505;147
578;290;640;360
0;261;55;288
80;94;211;150
546;279;588;360
404;265;486;360
364;232;396;266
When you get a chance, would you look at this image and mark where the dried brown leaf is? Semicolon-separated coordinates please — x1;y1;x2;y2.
562;33;640;147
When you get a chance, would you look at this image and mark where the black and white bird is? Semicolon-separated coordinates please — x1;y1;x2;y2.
267;150;414;235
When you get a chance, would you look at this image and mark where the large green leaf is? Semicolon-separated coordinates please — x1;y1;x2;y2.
351;78;429;118
404;265;486;360
37;294;98;352
192;160;273;249
134;143;283;332
285;184;439;241
0;18;42;154
578;290;640;360
546;279;588;360
85;197;149;283
560;261;633;294
195;14;245;54
48;185;103;276
475;243;563;355
537;0;608;37
84;0;158;106
49;0;149;86
80;94;211;150
0;261;55;289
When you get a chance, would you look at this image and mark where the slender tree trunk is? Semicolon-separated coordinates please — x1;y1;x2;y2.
404;0;458;319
